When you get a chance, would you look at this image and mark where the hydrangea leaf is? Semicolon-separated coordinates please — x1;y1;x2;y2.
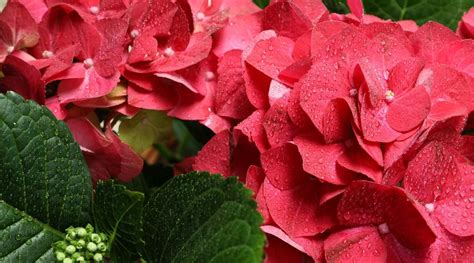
142;172;264;263
363;0;474;29
0;92;92;231
94;180;145;262
253;0;269;9
119;110;173;154
0;200;63;262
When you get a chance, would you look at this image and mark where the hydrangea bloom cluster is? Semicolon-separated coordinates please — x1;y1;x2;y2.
53;224;108;262
182;1;474;262
0;0;260;183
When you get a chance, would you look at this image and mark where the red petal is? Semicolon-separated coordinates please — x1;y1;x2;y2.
437;39;474;78
193;131;232;176
420;65;472;121
0;55;44;104
324;226;387;262
295;135;353;185
133;32;212;73
262;1;312;40
245;165;265;197
298;58;352;142
359;83;401;143
262;225;324;261
235;110;270;152
213;13;262;57
246;36;295;80
262;97;296;147
215;50;254;119
290;0;328;24
387;84;431;132
457;7;474;39
410;22;459;62
286;83;313;130
263;178;334;237
57;67;120;103
128;34;158;64
436;167;474;237
338;181;437;249
264;232;309;263
104;125;143;182
260;143;309;190
383;234;440;263
244;62;271;109
388;58;425;95
439;227;474;262
0;2;39;50
127;81;178;111
337;143;383;183
347;0;364;20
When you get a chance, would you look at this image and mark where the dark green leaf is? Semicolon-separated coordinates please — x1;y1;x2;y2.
0;92;92;231
363;0;474;29
172;120;202;160
94;181;145;262
0;200;64;262
323;0;349;13
142;172;264;263
253;0;269;9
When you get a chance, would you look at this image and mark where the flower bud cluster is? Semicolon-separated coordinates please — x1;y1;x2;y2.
53;224;108;262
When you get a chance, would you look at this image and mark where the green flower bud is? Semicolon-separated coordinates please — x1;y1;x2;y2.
54;241;68;251
99;233;107;242
55;252;66;261
76;227;87;237
93;253;103;262
71;252;81;260
65;245;76;254
87;242;98;252
97;242;107;252
77;239;86;248
63;258;73;263
90;233;101;243
76;256;85;262
85;224;94;233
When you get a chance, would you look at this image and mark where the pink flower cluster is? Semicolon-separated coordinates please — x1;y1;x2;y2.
0;0;261;183
183;1;474;262
2;0;474;261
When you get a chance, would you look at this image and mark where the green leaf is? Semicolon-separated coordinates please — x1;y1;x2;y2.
323;0;349;13
362;0;474;29
119;110;173;153
94;181;145;262
0;200;64;262
142;172;264;263
253;0;269;9
0;92;92;231
172;120;202;161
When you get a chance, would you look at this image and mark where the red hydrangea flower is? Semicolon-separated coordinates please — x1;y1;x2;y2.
458;7;474;39
185;0;474;261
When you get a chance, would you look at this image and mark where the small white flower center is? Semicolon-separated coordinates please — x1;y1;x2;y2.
164;47;175;57
378;223;390;235
42;50;54;58
127;45;133;53
205;71;215;81
83;58;94;68
349;89;358;97
196;12;205;21
130;29;139;38
89;6;99;15
6;46;14;54
425;203;435;213
385;90;395;102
